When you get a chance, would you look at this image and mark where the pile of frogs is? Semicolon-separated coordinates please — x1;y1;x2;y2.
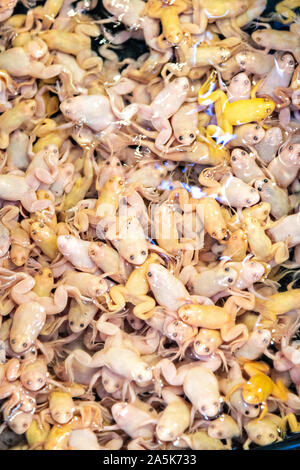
0;0;299;450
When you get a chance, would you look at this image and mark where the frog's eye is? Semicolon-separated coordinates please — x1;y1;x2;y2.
129;255;135;260
179;136;183;141
263;179;268;183
289;60;294;65
257;186;262;191
255;125;260;130
189;134;194;139
105;161;110;165
141;250;146;256
289;145;293;151
224;267;230;272
231;156;236;161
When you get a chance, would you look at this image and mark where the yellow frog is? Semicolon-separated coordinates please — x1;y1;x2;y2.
226;361;288;419
32;268;54;297
63;156;93;211
254;288;300;322
145;0;188;45
107;253;161;319
276;0;300;23
198;72;275;135
26;419;50;450
30;221;58;260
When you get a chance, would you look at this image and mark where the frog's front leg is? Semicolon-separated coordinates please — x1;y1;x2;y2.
224;382;244;404
154;359;186;394
21;191;53;214
198;89;226;108
256;402;269;420
151;117;173;149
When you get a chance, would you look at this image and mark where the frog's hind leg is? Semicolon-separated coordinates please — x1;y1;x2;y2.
272;379;289;402
243;361;270;377
107;285;126;312
224;382;244;404
280;413;300;436
131;294;156;320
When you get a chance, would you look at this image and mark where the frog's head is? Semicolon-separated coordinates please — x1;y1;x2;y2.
20;361;47;392
8;411;33;435
278;53;295;73
132;362;153;386
176;129;196;146
230;148;249;166
228;72;251;97
262;96;276;116
242;384;261;404
251;30;269;49
166;28;183;45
